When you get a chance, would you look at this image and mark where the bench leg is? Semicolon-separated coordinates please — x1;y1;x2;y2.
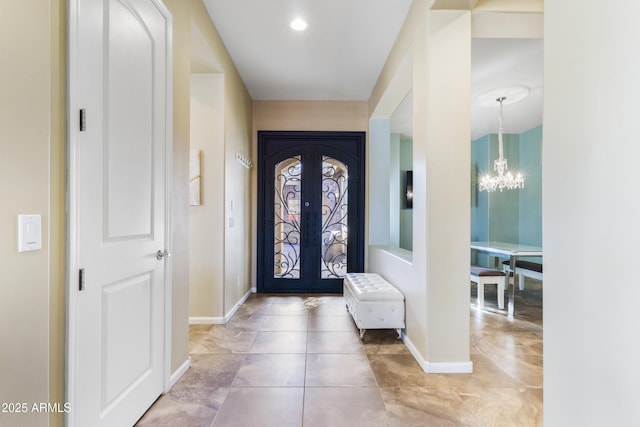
519;273;525;291
359;328;366;339
497;277;505;310
477;282;485;309
396;328;402;339
473;277;505;310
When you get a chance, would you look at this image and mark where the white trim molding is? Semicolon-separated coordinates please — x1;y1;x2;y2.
189;289;252;325
224;289;252;322
169;356;191;389
189;317;224;325
423;361;474;374
402;333;474;374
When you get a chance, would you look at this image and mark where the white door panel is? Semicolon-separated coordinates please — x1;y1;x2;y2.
102;274;153;406
68;0;171;425
107;0;154;239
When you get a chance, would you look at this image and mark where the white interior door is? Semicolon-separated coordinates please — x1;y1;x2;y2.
68;0;172;425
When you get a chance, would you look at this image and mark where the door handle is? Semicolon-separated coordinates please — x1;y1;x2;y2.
156;249;170;260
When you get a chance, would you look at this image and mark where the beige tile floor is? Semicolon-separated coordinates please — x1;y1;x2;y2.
137;280;543;426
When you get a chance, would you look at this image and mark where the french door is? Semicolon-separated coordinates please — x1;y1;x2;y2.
258;131;365;293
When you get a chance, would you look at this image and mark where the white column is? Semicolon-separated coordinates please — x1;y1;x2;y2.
420;9;472;368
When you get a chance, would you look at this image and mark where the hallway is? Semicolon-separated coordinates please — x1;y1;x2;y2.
137;286;542;426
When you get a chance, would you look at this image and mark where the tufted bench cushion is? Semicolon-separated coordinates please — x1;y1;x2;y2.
343;273;405;339
471;265;507;278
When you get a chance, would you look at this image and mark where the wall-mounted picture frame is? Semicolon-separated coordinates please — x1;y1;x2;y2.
189;149;201;206
404;170;413;209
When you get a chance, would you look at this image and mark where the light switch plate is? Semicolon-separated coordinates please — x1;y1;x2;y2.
18;214;42;252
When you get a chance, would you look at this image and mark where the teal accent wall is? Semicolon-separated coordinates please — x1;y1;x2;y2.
471;126;542;266
390;132;401;247
399;137;413;251
369;119;391;244
389;133;413;251
489;133;520;243
471;135;489;266
471;134;489;242
518;126;542;246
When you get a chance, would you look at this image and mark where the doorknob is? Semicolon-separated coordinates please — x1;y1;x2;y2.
156;249;170;260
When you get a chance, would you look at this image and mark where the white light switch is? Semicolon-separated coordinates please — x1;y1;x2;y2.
18;215;42;252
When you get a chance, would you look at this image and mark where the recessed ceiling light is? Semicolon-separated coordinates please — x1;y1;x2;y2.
290;18;307;31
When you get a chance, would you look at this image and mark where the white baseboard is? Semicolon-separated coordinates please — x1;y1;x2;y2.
224;289;252;323
188;289;253;325
402;333;474;374
168;356;191;390
189;316;224;325
424;360;473;373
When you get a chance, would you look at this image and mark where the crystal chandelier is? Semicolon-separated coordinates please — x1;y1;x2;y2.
478;96;524;192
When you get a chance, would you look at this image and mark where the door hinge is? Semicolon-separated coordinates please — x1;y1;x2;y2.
79;109;86;131
79;268;85;291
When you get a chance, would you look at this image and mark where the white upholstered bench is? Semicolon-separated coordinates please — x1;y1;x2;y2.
470;266;506;310
343;273;405;339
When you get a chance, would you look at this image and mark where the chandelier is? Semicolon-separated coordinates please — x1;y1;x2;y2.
478;96;524;192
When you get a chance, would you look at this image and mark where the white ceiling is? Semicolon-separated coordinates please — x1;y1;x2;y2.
203;0;412;101
470;38;543;140
203;1;543;139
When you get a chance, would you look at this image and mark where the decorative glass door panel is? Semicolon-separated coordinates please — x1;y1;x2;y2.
321;157;348;279
258;131;364;293
274;157;302;279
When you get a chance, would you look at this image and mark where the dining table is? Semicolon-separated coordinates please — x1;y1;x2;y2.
471;241;543;316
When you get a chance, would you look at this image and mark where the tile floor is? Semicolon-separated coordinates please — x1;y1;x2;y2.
137;280;542;426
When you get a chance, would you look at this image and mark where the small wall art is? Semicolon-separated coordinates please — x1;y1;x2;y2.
189;149;201;206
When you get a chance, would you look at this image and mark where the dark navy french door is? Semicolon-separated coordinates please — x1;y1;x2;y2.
257;131;365;293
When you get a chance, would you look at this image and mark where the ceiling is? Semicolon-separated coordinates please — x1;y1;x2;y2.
470;38;543;140
203;0;413;101
203;1;543;139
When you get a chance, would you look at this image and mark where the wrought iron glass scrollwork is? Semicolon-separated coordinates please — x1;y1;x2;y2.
321;156;348;279
273;156;302;278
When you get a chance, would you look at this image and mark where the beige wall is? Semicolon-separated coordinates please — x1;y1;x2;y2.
49;1;66;425
0;3;252;424
368;0;430;364
368;0;544;373
0;2;251;425
223;90;253;315
0;1;65;426
251;101;369;288
422;10;472;364
167;0;253;329
253;101;369;132
219;24;253;317
163;0;193;374
189;74;225;318
367;1;472;371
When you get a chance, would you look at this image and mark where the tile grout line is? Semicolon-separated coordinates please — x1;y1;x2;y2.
208;299;269;427
301;310;310;427
211;298;277;427
144;292;542;426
